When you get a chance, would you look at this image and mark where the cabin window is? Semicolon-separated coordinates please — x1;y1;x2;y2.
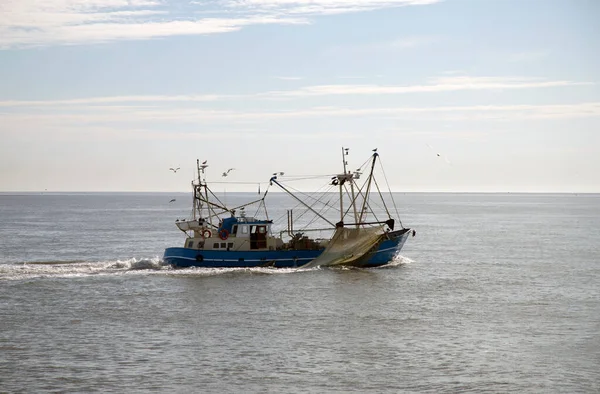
258;226;266;234
213;243;219;249
232;225;238;235
251;226;257;234
241;225;248;234
228;242;234;249
187;240;193;248
220;242;226;248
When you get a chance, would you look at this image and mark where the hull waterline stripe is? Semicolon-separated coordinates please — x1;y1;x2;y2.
163;256;315;263
165;243;404;263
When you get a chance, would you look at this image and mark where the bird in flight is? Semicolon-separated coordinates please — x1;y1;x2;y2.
426;144;451;164
169;167;180;173
222;168;235;177
169;199;176;203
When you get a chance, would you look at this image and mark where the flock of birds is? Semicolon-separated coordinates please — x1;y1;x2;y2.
167;162;245;203
166;146;448;204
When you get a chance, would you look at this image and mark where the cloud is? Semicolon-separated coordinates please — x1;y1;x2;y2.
0;95;229;107
2;102;599;128
225;0;442;14
262;76;593;97
0;76;591;107
0;16;309;48
0;0;441;48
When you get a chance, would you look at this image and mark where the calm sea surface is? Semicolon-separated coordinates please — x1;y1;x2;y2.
0;192;598;393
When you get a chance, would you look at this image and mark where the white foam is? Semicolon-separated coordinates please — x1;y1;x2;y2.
162;265;316;277
0;258;321;281
0;257;168;281
387;254;415;266
0;255;410;281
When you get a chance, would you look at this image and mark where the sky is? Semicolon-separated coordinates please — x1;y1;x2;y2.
0;0;599;192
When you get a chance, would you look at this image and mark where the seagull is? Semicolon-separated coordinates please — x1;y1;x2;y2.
222;168;235;177
169;199;176;203
169;167;180;173
202;160;207;165
426;143;451;164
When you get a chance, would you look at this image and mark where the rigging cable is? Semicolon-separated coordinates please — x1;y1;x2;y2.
377;156;404;229
373;176;391;219
272;179;333;225
274;182;339;231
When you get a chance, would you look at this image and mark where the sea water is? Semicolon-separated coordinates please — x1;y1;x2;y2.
0;192;598;393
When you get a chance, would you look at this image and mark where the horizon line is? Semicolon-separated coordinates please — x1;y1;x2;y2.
1;190;598;195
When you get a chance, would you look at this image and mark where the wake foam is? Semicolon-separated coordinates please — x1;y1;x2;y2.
0;255;413;281
163;266;315;277
383;254;414;267
110;258;164;270
0;258;315;281
0;257;167;281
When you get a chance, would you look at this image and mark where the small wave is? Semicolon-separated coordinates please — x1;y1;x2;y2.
382;254;414;267
19;260;88;265
301;255;414;270
0;257;168;281
109;258;165;271
0;258;316;281
163;266;315;277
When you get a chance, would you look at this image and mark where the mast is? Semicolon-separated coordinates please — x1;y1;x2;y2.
339;147;346;224
195;159;213;226
193;159;200;220
359;151;378;223
203;166;213;227
341;147;359;228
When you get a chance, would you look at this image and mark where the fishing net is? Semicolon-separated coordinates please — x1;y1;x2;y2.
303;225;384;268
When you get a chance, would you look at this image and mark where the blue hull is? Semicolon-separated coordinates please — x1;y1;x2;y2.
164;229;411;268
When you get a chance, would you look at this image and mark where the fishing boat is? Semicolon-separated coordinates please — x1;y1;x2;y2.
163;148;413;268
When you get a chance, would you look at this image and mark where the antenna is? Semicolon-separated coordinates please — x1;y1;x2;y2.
341;146;348;175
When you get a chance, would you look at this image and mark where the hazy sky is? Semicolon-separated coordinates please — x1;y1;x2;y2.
1;0;599;192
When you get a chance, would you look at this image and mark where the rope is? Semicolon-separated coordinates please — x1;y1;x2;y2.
373;176;391;219
378;156;403;228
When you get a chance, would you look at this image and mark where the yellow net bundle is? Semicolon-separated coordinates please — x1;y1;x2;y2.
303;225;384;268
